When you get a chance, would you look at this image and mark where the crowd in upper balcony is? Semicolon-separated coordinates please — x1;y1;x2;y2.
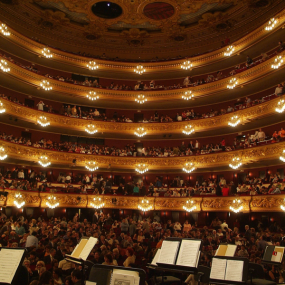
1;166;284;198
0;84;281;124
0;40;282;92
0;124;280;157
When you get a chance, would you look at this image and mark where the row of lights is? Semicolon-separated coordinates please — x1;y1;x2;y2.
12;191;245;213
0;17;280;72
1;50;283;101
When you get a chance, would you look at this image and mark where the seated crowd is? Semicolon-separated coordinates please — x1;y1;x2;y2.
1;167;284;197
0;211;285;285
0;41;282;92
0;85;281;123
0;126;281;158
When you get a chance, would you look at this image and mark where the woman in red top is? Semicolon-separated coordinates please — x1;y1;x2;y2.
222;184;229;196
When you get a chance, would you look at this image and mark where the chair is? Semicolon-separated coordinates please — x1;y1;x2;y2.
246;262;276;285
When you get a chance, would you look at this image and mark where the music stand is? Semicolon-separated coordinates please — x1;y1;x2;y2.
155;238;203;285
0;247;27;285
262;245;285;266
209;256;249;285
88;264;146;285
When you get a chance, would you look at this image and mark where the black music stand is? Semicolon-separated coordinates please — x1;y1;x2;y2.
209;256;249;285
0;247;27;285
88;264;146;285
262;245;285;266
154;238;203;285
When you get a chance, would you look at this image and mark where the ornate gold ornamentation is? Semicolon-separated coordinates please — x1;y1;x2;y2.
121;28;149;46
1;95;281;136
1;5;285;66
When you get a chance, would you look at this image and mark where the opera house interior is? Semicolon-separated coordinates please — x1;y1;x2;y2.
1;0;285;284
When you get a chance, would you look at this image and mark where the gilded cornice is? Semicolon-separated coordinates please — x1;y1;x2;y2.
2;96;280;135
2;51;285;101
1;139;285;170
4;190;285;212
1;7;285;71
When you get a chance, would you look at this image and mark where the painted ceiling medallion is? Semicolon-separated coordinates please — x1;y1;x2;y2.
143;2;175;20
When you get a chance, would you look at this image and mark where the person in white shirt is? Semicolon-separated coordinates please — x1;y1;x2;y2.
37;101;45;111
275;84;283;96
221;220;228;231
174;222;182;232
258;128;265;141
18;169;25;179
94;109;100;116
65;175;71;183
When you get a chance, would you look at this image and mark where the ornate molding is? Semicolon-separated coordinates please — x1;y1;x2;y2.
1;6;285;68
3;191;285;212
201;196;251;212
6;190;40;207
2;96;279;135
1;139;285;170
2;51;285;101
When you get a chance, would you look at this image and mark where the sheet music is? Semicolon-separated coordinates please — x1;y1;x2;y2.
79;237;98;260
225;245;237;257
210;258;227;280
151;249;161;266
0;248;25;284
86;281;96;285
110;273;135;285
176;240;200;267
157;240;180;265
113;269;140;285
225;260;244;282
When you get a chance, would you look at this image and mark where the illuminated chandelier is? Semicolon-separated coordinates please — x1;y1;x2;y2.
134;127;147;137
275;99;285;113
40;80;52;91
46;195;59;209
135;94;147;104
181;59;192;70
183;198;197;212
14;192;25;209
41;48;53;58
183;162;195;173
90;195;105;209
0;23;10;36
279;150;285;162
265;18;278;31
37;116;50;127
38;155;51;167
227;78;238;89
0;147;7;160
229;157;242;169
0;100;5;113
182;90;194;100
138;196;152;212
0;60;10;72
230;198;243;213
87;61;99;70
182;125;195;135
228;115;240;127
135;164;148;174
87;91;99;101
224;45;235;56
271;56;283;69
85;124;98;134
134;64;145;75
85;161;99;171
